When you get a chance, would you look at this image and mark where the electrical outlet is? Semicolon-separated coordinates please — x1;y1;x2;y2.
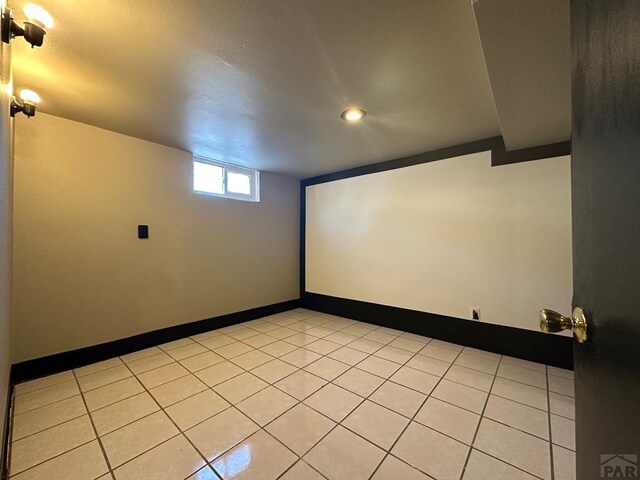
470;307;481;321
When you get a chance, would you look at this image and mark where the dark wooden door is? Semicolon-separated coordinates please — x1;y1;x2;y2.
571;1;640;478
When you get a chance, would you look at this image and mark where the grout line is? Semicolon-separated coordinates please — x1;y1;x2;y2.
547;366;556;480
72;370;117;480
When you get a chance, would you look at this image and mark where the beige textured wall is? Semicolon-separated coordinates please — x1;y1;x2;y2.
0;8;13;447
13;113;299;362
306;151;573;332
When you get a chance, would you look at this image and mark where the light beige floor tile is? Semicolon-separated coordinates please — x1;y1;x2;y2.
251;359;298;384
429;340;464;352
286;333;322;347
136;363;189;389
373;345;414;364
356;356;401;379
406;354;451;377
334;368;385;397
497;363;547;389
121;347;163;364
342;324;377;337
305;339;342;355
12;395;87;441
195;361;244;387
377;327;404;337
501;356;546;373
14;380;80;415
549;392;575;420
363;331;396;345
548;374;574;397
414;397;480;445
165;390;229;430
281;348;322;368
250;321;281;333
266;403;335;455
474;418;551;480
83;377;144;412
186;407;259;462
305;426;385;480
280;460;325;480
328;346;369;365
305;326;335;338
553;445;576;480
304;383;363;422
226;327;260;341
369;381;426;418
214;341;254;359
276;370;327;400
419;344;459;363
113;435;205;480
149;374;207;407
91;392;159;436
242;334;277;349
213;372;268;403
389;367;439;395
392;421;468;480
463;449;538;480
304;357;350;381
551;414;575;450
212;430;297;480
343;400;409;450
236;386;298;426
231;350;274;370
101;411;179;467
491;377;548;410
431;379;488;414
190;330;220;342
324;332;358;346
548;366;574;380
462;347;502;362
158;338;195;351
179;351;224;373
9;441;108;480
74;358;124;377
259;340;298;357
454;353;499;375
185;466;218;480
77;364;133;392
484;395;549;439
444;365;494;392
13;371;75;396
371;455;433;480
348;339;384;355
10;415;95;475
266;328;298;340
127;352;174;375
399;332;432;342
199;335;236;350
388;337;427;353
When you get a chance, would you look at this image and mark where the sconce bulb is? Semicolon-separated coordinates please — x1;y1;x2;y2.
23;4;53;28
19;89;41;105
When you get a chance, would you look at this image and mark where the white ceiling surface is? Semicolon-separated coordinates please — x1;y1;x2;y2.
473;0;571;150
10;1;569;178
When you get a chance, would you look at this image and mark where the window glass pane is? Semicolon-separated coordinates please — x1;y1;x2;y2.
227;171;252;195
193;161;224;194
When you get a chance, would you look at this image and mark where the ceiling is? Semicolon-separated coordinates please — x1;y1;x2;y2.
10;0;569;178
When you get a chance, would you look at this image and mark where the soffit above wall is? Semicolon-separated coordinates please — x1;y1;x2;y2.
473;0;571;150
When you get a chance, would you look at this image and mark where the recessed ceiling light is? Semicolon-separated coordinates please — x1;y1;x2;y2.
340;108;366;123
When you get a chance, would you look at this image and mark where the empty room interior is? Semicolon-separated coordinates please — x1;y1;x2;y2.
1;1;639;480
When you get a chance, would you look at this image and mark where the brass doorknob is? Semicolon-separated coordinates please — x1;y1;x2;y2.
539;307;589;343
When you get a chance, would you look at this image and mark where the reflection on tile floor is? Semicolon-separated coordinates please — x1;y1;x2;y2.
7;309;576;480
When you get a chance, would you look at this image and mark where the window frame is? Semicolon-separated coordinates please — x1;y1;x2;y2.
193;156;260;202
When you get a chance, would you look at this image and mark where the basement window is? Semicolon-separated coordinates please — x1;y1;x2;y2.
193;157;260;202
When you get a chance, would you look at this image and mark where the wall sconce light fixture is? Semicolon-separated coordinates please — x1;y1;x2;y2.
1;4;53;48
11;89;41;118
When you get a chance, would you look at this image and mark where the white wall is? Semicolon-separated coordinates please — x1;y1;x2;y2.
306;151;572;332
0;9;12;450
13;113;299;362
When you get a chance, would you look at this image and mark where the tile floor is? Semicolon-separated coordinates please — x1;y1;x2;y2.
7;309;576;480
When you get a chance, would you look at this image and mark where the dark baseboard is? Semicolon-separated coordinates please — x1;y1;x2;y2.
1;366;13;480
302;293;573;370
12;299;300;385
